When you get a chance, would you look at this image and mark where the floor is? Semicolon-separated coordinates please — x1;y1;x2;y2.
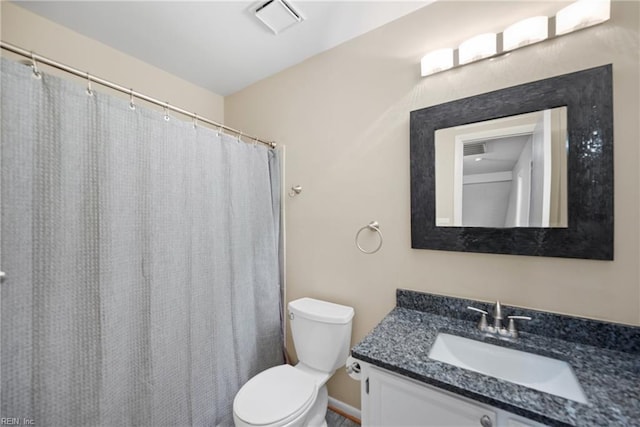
326;408;360;427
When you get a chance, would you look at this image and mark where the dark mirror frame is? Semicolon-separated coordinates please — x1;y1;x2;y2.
410;65;613;260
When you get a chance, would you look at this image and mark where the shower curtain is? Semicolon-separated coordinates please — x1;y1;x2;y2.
0;58;283;426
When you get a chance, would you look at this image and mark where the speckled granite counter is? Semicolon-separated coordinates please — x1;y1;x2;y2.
351;290;640;426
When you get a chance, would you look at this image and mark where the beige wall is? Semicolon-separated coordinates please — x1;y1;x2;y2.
1;1;224;122
226;0;640;409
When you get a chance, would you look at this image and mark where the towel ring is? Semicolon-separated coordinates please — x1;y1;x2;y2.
355;221;383;254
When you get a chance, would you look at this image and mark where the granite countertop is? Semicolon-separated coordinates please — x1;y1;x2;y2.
351;291;640;427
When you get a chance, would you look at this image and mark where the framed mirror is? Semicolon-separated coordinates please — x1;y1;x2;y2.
410;65;613;260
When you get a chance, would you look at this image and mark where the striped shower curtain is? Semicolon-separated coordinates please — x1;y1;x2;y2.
0;57;283;426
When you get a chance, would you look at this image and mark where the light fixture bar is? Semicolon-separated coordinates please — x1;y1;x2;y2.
419;0;610;78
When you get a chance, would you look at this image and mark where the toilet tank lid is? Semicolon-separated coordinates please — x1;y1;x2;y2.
288;298;354;324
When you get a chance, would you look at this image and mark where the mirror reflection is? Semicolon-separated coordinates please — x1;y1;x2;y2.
435;107;568;228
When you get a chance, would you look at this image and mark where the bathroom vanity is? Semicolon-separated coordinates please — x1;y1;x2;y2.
361;362;547;427
351;290;640;426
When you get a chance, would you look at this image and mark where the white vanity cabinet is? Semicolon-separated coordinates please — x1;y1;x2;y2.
360;363;548;427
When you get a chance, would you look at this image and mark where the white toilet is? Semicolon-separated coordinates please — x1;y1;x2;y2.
233;297;354;427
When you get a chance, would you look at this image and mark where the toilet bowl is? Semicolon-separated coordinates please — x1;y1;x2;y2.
233;365;319;427
233;298;354;427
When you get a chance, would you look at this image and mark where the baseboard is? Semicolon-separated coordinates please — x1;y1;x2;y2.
328;396;361;424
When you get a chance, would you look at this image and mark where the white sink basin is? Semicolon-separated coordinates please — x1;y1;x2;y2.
428;333;588;404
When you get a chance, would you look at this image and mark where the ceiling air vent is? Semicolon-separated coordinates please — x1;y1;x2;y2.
255;0;304;35
463;142;487;156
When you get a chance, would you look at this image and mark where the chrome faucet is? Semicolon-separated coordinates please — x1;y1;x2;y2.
467;301;531;339
492;300;503;331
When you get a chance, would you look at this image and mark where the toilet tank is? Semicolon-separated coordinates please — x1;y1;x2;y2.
288;298;354;374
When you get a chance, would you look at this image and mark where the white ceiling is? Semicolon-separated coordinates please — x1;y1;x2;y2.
463;136;530;176
14;1;431;96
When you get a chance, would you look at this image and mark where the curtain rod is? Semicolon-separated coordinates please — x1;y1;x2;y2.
0;40;276;149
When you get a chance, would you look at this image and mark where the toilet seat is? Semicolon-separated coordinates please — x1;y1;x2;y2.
233;365;317;426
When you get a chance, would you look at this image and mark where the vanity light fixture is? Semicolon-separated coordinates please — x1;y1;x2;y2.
419;0;610;77
458;33;497;65
503;16;549;51
555;0;610;36
421;48;454;77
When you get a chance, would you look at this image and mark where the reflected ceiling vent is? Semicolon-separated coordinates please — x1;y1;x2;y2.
464;142;487;156
254;0;304;35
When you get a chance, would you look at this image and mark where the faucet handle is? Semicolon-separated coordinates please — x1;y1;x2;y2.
467;306;489;331
467;306;488;315
507;315;532;338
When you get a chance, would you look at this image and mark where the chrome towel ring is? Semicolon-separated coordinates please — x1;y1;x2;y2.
355;221;383;254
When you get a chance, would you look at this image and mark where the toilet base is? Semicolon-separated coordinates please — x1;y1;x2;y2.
304;385;328;426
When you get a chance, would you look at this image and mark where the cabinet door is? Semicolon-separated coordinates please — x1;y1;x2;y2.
503;415;548;427
363;365;496;427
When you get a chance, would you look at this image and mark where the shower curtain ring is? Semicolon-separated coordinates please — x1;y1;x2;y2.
237;132;243;143
164;103;170;121
30;52;42;79
216;126;222;137
129;89;136;110
85;72;94;96
193;114;198;128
